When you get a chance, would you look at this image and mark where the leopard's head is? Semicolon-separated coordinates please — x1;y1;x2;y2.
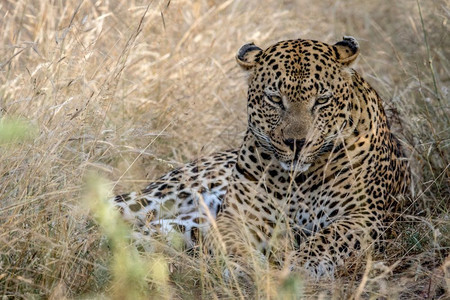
237;37;360;172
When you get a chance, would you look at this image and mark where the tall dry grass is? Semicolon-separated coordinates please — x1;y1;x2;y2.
0;0;448;298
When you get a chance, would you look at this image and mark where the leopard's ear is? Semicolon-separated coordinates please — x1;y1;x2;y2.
236;43;262;69
334;36;360;66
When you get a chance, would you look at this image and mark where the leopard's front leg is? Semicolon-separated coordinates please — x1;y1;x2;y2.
293;214;382;278
204;176;290;282
204;212;271;284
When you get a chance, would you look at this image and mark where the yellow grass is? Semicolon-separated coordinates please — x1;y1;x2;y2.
0;0;448;298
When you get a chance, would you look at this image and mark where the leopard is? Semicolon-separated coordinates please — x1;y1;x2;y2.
112;36;410;279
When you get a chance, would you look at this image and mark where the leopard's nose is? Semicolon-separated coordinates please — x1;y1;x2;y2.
284;138;306;151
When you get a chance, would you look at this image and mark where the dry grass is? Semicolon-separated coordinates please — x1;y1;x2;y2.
0;0;449;298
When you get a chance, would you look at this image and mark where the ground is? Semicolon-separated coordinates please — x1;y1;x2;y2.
0;0;448;299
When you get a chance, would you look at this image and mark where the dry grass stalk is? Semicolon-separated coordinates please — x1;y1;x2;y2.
0;0;448;298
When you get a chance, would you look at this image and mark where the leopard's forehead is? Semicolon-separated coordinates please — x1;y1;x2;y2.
252;39;339;97
258;39;336;70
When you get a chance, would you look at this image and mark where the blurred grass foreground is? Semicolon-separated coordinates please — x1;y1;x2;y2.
0;0;448;298
0;117;36;145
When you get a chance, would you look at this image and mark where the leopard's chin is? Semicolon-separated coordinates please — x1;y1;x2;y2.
279;161;312;173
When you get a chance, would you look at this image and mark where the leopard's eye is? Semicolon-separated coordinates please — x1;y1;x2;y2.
267;94;283;104
263;91;284;108
315;92;333;106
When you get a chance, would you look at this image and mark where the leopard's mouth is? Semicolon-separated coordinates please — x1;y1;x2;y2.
277;143;314;172
280;139;337;171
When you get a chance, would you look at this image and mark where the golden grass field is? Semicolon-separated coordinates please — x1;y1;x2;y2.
1;0;449;299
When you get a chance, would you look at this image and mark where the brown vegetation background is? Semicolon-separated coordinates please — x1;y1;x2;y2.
0;0;448;298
